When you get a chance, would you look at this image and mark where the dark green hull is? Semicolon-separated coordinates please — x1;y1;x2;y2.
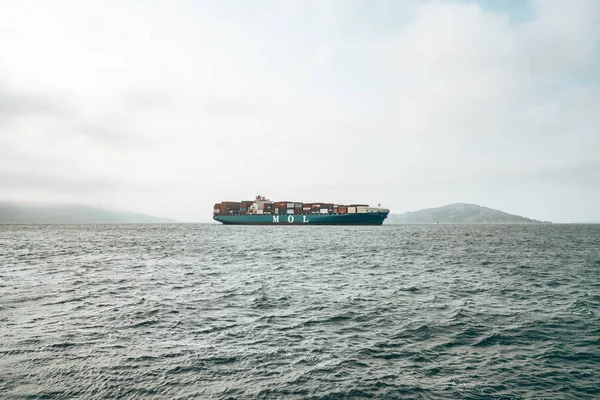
213;212;388;225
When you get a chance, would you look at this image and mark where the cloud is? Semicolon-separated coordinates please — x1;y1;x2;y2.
0;169;125;194
0;0;598;222
0;85;68;117
0;84;71;133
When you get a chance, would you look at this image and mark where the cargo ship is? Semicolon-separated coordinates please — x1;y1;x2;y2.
213;195;389;225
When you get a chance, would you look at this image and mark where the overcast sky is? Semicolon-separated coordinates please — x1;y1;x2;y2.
1;0;599;222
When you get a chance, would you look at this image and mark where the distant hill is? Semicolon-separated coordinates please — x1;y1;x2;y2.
0;202;176;224
387;203;549;224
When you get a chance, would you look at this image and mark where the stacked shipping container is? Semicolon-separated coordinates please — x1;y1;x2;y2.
213;199;373;216
215;201;241;215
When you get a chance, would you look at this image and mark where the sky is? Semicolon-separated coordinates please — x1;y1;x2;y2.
1;0;599;223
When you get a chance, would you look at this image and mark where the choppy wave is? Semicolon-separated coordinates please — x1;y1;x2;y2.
1;223;599;399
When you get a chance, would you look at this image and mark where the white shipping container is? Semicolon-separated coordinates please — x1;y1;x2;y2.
319;209;329;214
287;209;294;214
287;203;295;208
348;207;356;213
257;210;264;215
214;208;219;213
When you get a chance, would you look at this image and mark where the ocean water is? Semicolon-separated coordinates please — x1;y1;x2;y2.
0;223;599;399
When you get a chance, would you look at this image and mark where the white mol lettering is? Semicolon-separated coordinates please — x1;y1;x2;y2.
287;215;294;223
303;216;309;223
272;216;279;223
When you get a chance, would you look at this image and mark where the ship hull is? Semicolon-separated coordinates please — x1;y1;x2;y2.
213;212;388;225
